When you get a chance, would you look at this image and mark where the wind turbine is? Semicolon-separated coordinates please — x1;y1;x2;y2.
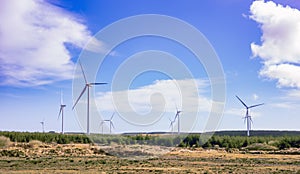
174;107;182;135
104;113;115;134
169;118;175;134
72;61;107;135
58;91;66;134
236;95;264;136
40;118;45;133
100;121;105;134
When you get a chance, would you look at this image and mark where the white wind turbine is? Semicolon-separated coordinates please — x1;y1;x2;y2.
58;91;66;134
72;61;107;135
40;118;45;133
104;113;115;134
174;106;182;135
236;95;264;137
100;120;105;134
169;118;175;134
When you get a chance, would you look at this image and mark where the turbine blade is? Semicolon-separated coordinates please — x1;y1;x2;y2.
72;86;87;109
248;103;264;109
58;107;62;120
249;117;253;130
111;122;115;129
243;117;246;124
110;113;115;120
174;113;178;119
236;95;248;108
90;82;108;85
250;116;254;125
79;60;88;84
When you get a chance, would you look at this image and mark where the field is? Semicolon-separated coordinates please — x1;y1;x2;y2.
1;131;300;173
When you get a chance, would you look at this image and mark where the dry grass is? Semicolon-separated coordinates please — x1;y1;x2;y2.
28;140;43;148
0;136;11;149
0;143;300;173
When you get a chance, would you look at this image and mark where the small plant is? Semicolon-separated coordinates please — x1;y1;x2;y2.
0;136;11;148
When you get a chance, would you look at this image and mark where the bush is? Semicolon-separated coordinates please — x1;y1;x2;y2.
0;136;11;148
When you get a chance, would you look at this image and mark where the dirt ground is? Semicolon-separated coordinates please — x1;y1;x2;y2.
0;143;300;173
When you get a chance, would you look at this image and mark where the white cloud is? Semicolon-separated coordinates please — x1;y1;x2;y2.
0;0;101;86
250;0;300;89
225;108;244;117
225;108;261;119
270;102;293;109
96;79;212;114
260;63;300;88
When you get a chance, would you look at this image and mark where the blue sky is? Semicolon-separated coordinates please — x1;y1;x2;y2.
0;0;300;133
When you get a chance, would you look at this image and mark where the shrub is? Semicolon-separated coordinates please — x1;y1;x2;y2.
0;136;11;148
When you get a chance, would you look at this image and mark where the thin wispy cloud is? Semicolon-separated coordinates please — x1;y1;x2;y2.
0;0;103;87
250;1;300;93
225;107;262;119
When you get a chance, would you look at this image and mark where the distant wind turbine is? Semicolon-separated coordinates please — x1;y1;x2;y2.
58;91;66;134
169;118;175;134
100;120;105;134
72;61;107;135
236;95;264;136
104;113;115;134
174;106;182;135
40;118;45;133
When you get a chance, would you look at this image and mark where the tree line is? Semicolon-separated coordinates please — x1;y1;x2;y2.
1;131;300;150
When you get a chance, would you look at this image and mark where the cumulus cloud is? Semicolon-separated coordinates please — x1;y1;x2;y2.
250;0;300;89
0;0;102;86
96;78;212;114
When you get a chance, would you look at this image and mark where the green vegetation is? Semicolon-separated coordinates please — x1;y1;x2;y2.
0;132;91;144
1;131;300;151
179;134;300;150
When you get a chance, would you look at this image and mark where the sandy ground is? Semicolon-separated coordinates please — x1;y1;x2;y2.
1;143;300;173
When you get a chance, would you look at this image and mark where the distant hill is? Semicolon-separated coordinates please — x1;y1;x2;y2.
123;130;300;137
199;130;300;137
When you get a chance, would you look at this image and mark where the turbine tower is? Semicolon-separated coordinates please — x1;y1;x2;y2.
236;95;264;136
58;91;66;134
72;61;107;135
104;113;115;134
